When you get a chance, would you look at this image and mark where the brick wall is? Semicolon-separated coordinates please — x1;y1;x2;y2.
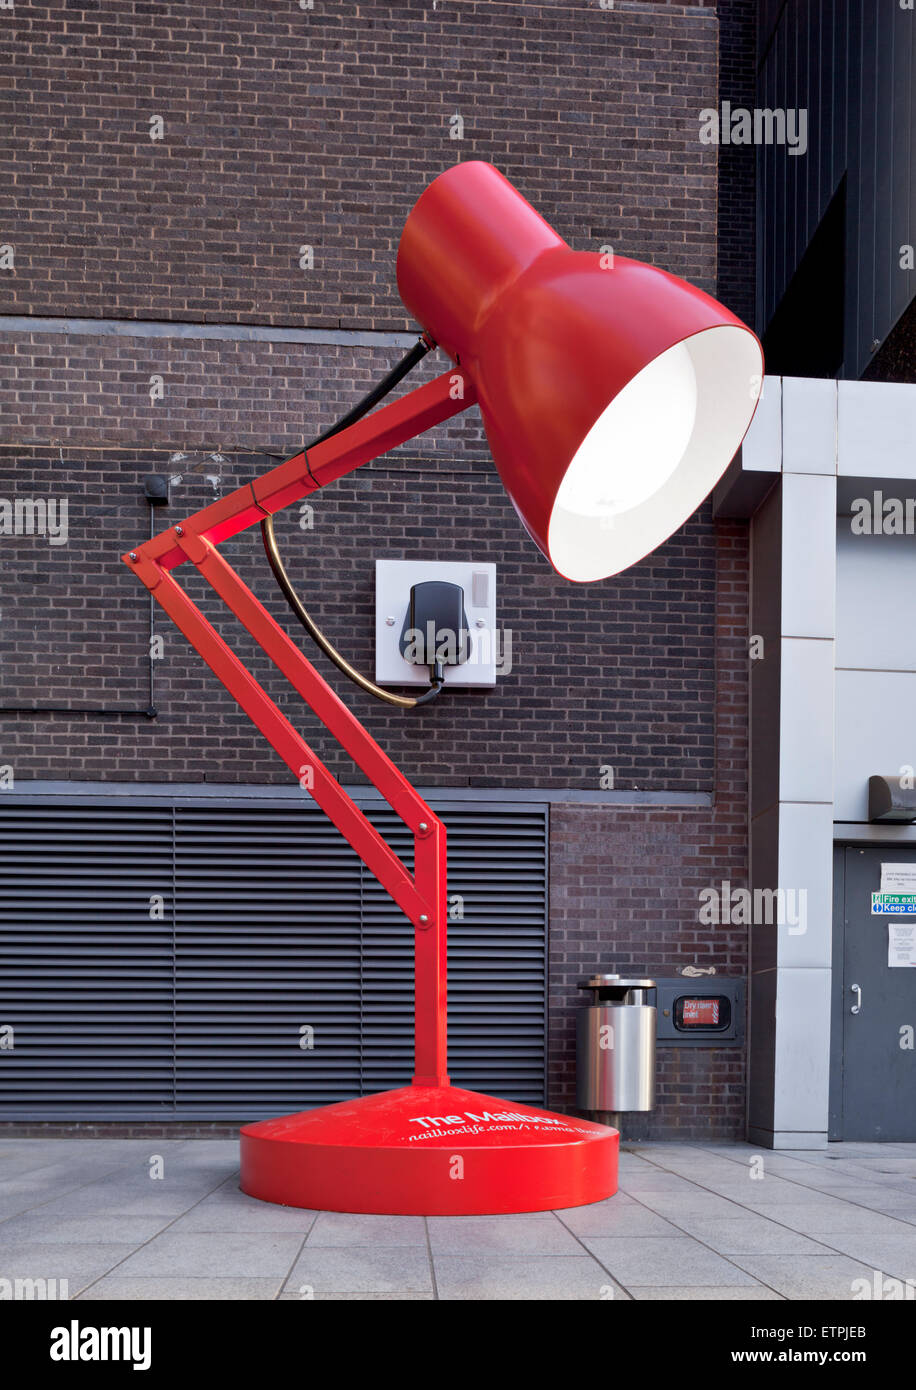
0;0;719;327
549;523;749;1138
0;331;487;453
0;0;755;1138
715;0;757;326
0;439;718;793
0;0;732;797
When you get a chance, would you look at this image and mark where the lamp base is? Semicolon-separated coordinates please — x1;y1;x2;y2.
240;1083;618;1215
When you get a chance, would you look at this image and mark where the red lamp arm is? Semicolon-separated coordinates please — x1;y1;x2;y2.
123;367;476;1088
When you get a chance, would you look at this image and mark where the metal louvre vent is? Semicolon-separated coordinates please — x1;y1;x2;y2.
0;794;547;1119
1;807;175;1110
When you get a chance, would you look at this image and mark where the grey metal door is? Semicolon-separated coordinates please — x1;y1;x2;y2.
831;846;916;1140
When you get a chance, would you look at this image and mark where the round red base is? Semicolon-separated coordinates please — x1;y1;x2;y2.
240;1084;618;1215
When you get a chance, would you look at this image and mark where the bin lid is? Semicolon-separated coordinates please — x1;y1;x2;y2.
577;973;656;990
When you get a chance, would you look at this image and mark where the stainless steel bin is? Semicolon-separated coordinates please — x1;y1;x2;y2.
576;974;656;1123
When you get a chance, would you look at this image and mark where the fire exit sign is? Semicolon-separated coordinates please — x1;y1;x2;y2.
871;893;916;915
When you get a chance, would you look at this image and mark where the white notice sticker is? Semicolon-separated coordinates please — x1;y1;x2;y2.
888;921;916;968
880;863;916;894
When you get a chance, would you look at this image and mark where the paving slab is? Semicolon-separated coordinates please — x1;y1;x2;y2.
165;1140;241;1158
661;1215;832;1255
767;1204;916;1236
31;1179;236;1218
285;1247;432;1295
427;1215;582;1255
77;1276;282;1300
556;1202;682;1238
728;1253;883;1299
305;1213;427;1248
279;1289;435;1300
631;1285;785;1300
114;1231;306;1279
634;1192;752;1217
169;1202;318;1234
1;1166;132;1198
583;1235;757;1287
721;1181;850;1207
618;1178;705;1193
433;1254;628;1300
807;1232;916;1280
837;1193;916;1220
0;1214;173;1246
176;1178;252;1206
0;1242;138;1292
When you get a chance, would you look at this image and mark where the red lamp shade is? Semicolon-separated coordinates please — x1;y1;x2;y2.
397;162;764;581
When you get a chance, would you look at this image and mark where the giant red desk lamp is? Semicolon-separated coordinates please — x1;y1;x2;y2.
123;162;763;1214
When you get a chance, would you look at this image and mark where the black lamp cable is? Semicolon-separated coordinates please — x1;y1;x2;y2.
261;334;446;708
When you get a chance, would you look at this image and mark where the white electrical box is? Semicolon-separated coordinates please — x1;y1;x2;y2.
375;560;498;689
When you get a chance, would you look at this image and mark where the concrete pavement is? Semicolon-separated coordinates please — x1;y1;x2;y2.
2;1138;915;1300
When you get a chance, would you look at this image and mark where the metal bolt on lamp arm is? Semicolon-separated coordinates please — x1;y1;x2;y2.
122;162;763;1215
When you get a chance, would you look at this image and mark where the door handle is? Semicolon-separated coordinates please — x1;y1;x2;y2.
850;983;862;1015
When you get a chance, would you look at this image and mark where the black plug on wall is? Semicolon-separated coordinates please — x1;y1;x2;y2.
399;580;471;687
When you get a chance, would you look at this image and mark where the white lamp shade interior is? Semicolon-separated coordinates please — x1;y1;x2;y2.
547;325;763;582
